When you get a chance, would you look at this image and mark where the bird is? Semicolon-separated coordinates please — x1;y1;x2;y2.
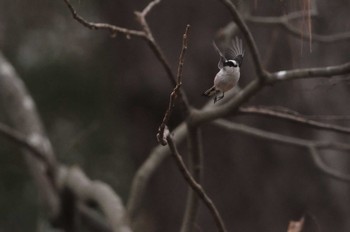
203;37;244;103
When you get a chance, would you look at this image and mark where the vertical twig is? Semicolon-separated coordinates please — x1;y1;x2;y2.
157;25;190;145
167;135;227;232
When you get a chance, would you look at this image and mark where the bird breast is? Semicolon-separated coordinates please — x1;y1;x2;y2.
214;68;240;92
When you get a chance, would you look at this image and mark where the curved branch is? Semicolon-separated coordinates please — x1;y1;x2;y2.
167;135;227;232
213;119;350;182
59;166;132;232
62;0;146;38
239;106;350;135
62;0;190;110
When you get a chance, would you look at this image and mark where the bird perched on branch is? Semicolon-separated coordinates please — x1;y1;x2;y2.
203;37;244;103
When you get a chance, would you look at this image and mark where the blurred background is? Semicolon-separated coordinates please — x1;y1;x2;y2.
1;0;350;231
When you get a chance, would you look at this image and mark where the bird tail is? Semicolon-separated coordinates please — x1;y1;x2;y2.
203;86;217;97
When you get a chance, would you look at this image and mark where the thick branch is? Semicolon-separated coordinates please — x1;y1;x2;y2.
59;166;132;232
190;60;350;126
0;52;60;218
180;126;203;232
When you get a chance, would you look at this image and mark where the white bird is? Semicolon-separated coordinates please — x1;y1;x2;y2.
203;37;244;103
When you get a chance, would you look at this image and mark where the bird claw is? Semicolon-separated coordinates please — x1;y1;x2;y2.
214;92;224;103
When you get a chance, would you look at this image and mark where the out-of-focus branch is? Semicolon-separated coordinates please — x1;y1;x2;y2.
59;166;132;232
180;126;203;232
0;123;51;167
218;0;267;80
308;146;350;182
157;25;190;145
166;135;227;232
0;52;60;219
239;106;350;135
0;52;131;231
268;62;350;82
246;14;350;43
214;119;350;182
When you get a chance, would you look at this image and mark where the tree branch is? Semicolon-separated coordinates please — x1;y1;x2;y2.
214;119;350;182
157;25;190;145
246;14;350;43
58;166;132;232
239;106;350;135
62;0;146;38
268;61;350;82
166;134;227;232
62;0;191;110
190;60;350;126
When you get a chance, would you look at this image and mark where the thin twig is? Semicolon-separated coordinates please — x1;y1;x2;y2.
62;0;190;110
157;25;190;145
62;0;145;38
239;106;350;135
166;135;227;232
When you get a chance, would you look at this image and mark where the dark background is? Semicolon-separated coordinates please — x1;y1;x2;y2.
1;0;350;231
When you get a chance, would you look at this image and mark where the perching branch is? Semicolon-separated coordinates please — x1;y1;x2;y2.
166;134;227;232
190;59;350;126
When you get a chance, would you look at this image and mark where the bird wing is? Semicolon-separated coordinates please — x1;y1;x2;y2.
213;41;226;69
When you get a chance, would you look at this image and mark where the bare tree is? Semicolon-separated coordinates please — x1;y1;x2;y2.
1;0;350;231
